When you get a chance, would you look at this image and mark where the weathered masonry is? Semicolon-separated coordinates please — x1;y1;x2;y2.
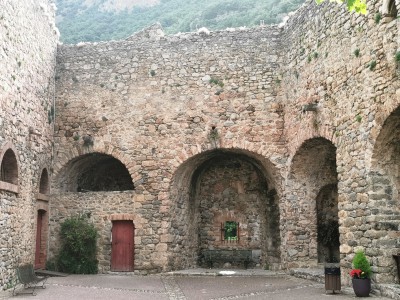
1;0;400;293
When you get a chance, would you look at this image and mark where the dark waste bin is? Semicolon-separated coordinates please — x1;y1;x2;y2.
325;267;341;294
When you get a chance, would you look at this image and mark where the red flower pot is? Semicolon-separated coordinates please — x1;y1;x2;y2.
352;278;371;297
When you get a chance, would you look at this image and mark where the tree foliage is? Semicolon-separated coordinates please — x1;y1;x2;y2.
315;0;367;14
55;0;305;44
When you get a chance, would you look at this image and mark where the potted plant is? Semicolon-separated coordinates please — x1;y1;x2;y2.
349;250;372;297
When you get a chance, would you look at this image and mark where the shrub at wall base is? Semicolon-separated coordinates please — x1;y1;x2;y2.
56;215;99;274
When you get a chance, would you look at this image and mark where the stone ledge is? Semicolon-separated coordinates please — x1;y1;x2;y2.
36;193;49;201
377;283;400;300
0;181;19;194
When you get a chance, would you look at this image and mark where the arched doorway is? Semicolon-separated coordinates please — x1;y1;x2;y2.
35;168;50;269
287;137;338;266
369;106;400;283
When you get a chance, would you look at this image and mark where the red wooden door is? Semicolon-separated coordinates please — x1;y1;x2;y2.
35;210;44;269
111;221;134;271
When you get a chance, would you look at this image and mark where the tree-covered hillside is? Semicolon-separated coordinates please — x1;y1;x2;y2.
55;0;306;44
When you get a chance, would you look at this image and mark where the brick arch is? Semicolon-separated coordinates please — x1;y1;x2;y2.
0;141;20;187
52;145;142;190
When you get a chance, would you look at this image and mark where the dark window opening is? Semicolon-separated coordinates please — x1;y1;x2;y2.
39;168;50;194
1;149;18;185
60;153;135;192
389;0;398;17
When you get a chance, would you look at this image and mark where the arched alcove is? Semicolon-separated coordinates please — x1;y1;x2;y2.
0;147;19;186
39;168;50;195
56;153;134;192
287;137;338;266
169;148;281;270
370;106;400;283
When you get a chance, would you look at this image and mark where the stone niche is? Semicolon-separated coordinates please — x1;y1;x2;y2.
186;151;281;269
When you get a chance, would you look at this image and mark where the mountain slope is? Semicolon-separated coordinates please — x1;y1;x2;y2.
55;0;306;44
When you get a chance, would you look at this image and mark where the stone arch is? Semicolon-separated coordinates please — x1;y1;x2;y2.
0;142;20;193
54;152;135;192
169;148;281;270
285;137;338;268
369;105;400;284
52;145;142;190
286;123;337;159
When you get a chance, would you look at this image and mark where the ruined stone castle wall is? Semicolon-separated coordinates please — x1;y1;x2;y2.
49;0;400;286
0;0;58;289
52;27;286;272
282;0;400;283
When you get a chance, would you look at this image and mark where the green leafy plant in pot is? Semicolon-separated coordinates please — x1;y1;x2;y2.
349;250;372;297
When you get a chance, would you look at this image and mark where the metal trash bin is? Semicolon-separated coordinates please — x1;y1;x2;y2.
325;267;341;294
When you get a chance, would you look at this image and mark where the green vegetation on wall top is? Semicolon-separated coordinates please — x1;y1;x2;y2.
55;0;305;44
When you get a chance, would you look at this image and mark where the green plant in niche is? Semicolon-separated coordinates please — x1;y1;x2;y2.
354;48;360;57
368;60;377;71
224;221;238;241
395;51;400;64
209;77;224;87
355;114;362;122
307;54;312;63
150;70;156;76
56;214;98;274
374;12;381;24
313;52;319;59
73;134;80;141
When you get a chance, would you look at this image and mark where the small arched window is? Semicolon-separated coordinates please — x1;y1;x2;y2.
1;149;18;185
39;168;50;195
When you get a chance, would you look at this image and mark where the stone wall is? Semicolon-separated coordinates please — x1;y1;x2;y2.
282;0;400;284
2;0;400;292
48;191;158;273
53;26;286;272
0;0;58;289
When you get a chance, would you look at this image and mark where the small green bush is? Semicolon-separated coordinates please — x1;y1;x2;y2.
56;215;98;274
352;250;372;278
395;51;400;63
374;13;381;24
